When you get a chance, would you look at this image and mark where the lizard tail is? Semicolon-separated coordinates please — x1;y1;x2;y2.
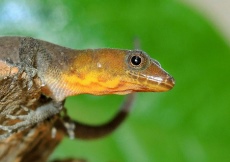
55;93;135;140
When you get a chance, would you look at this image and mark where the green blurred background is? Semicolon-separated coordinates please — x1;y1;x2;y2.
1;0;229;161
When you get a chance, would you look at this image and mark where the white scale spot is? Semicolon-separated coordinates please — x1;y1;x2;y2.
97;63;102;68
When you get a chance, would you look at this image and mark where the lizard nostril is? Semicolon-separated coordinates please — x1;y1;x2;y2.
166;76;175;88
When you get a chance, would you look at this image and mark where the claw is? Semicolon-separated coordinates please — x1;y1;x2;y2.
20;105;29;112
6;114;28;120
51;127;57;138
63;121;75;139
0;133;11;140
27;80;33;90
0;120;30;131
0;125;11;131
6;114;18;120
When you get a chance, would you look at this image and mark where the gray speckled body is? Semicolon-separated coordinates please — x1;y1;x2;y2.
0;37;65;162
0;37;64;138
0;36;133;162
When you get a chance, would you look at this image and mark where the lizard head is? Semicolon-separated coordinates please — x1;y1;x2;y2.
42;49;175;101
86;49;175;95
119;49;175;94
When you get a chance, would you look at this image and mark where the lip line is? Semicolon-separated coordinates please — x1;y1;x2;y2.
138;73;174;86
127;71;175;90
129;72;164;83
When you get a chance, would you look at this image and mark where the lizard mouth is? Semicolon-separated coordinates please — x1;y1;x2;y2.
143;75;175;92
147;75;175;91
163;76;175;89
114;75;175;95
127;71;175;92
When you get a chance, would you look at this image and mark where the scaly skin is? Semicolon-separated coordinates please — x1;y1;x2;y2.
0;36;174;101
0;36;175;161
35;46;174;101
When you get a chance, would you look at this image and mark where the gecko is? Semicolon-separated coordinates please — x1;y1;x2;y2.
0;36;175;161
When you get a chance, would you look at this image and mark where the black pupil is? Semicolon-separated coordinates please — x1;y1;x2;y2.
131;55;142;66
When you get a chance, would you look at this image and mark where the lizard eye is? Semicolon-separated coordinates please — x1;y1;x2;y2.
131;55;142;66
127;50;149;70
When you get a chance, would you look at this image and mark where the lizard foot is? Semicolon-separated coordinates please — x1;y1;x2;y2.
53;94;136;140
63;120;75;139
52;107;76;139
0;101;62;140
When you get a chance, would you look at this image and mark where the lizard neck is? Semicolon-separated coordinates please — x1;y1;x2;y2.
39;49;129;101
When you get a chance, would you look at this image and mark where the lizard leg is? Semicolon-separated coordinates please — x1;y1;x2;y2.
0;101;63;139
56;93;136;140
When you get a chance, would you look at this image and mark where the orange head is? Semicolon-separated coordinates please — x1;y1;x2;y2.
42;49;175;101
